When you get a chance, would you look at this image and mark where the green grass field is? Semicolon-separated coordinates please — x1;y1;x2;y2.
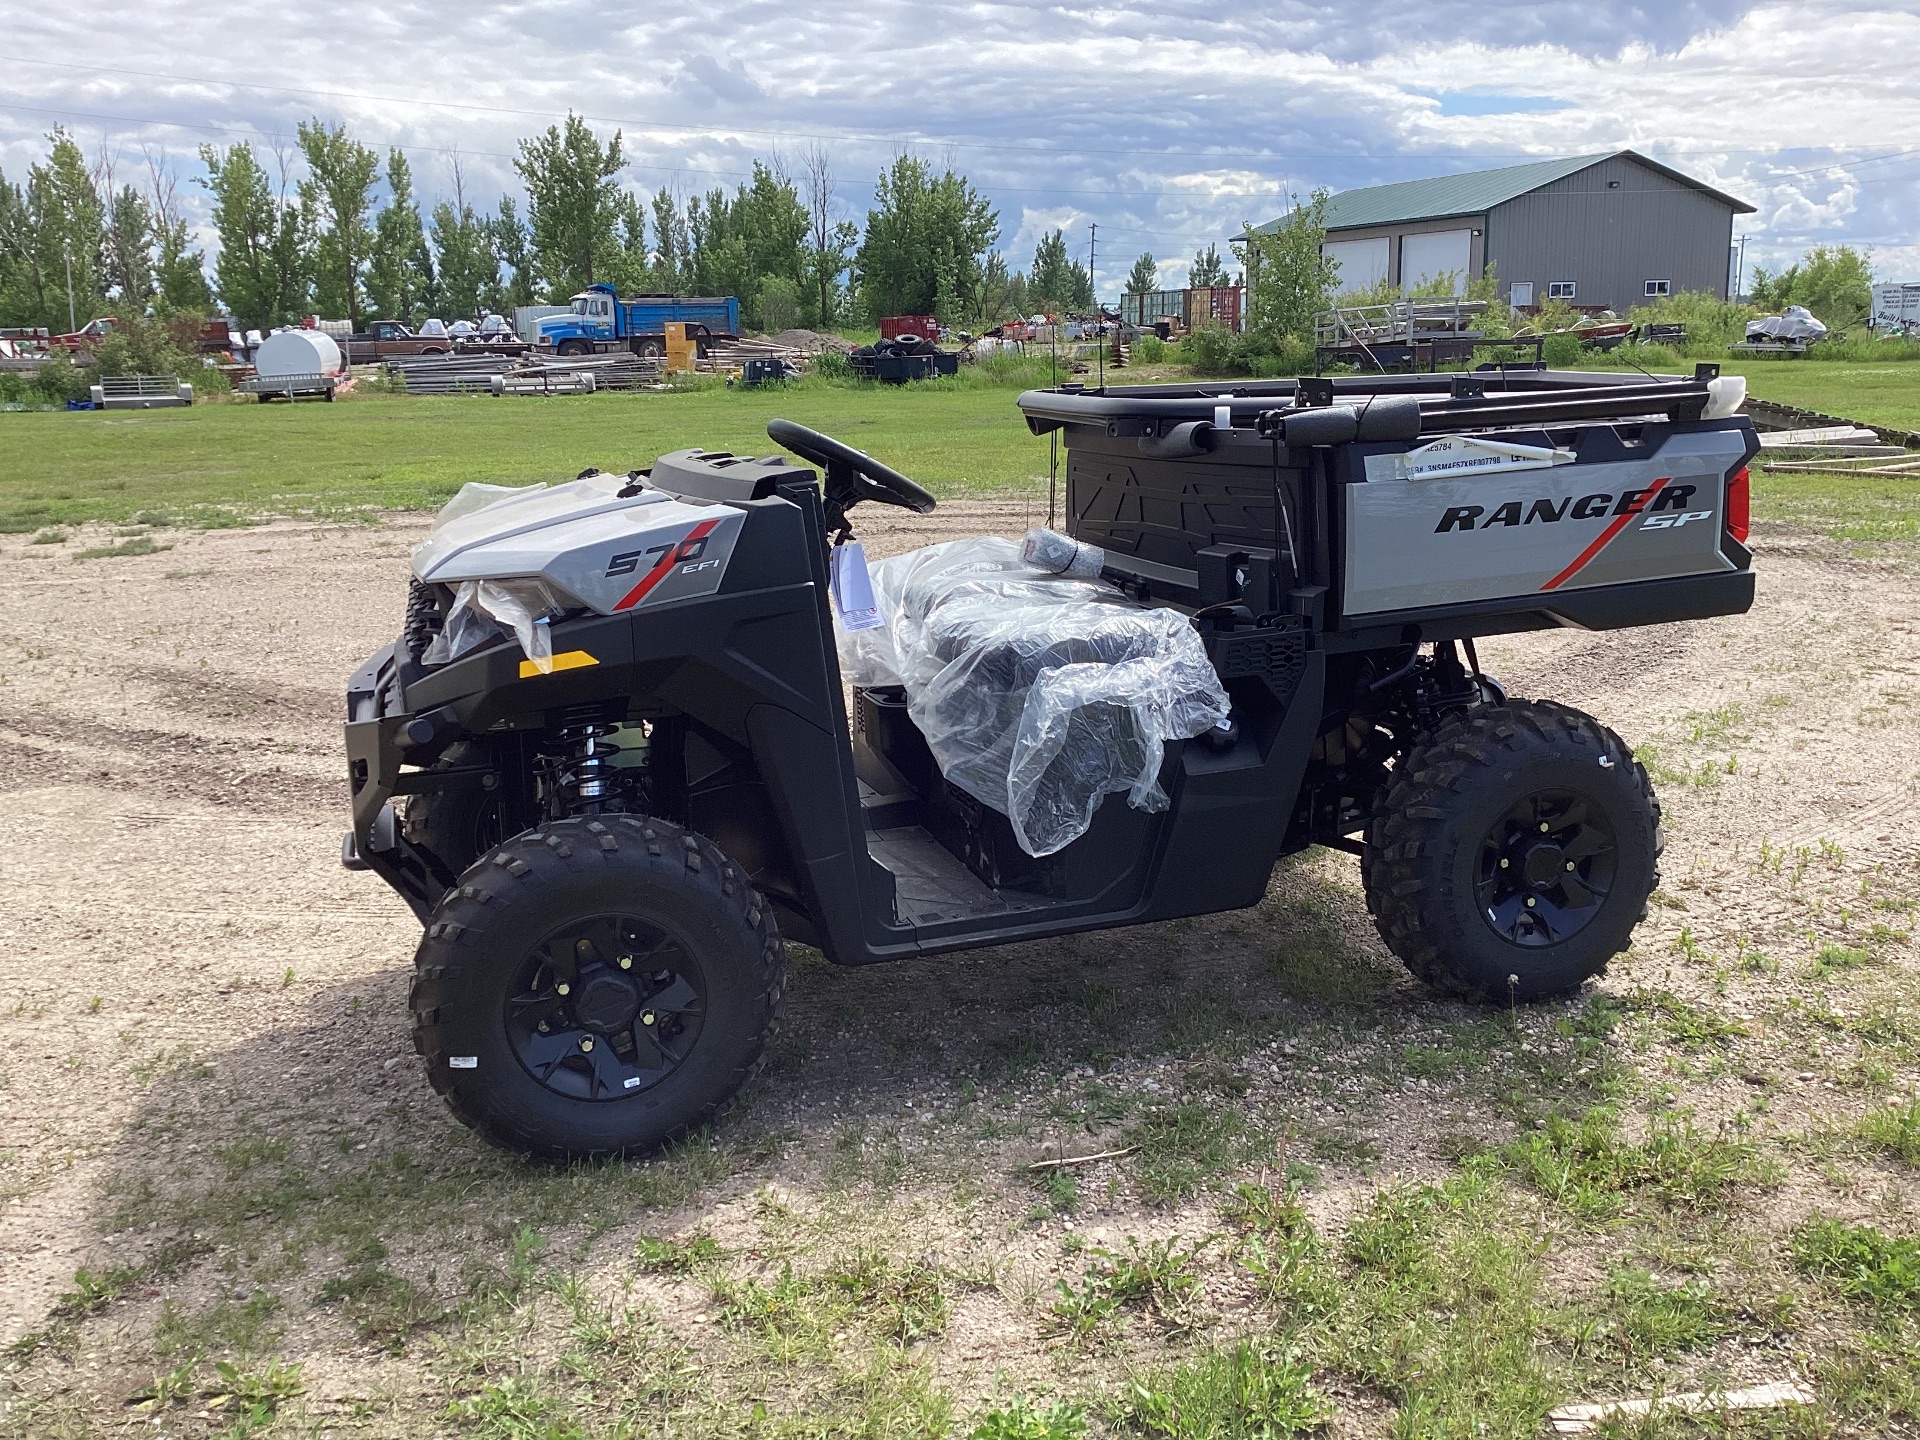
0;378;1059;533
1707;360;1920;433
1;360;1913;533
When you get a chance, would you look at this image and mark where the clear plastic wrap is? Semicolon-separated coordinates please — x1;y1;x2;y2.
421;578;569;670
837;537;1230;857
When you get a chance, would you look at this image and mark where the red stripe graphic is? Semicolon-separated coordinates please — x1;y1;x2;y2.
1540;477;1669;592
613;519;720;611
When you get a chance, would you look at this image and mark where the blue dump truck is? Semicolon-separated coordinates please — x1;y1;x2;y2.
537;285;741;359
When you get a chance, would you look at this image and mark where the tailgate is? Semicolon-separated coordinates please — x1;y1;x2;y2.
1340;422;1756;627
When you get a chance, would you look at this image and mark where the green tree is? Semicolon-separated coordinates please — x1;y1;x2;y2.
491;195;536;309
733;161;809;317
514;114;626;300
152;213;213;316
1125;252;1159;295
146;155;214;316
296;118;380;328
367;149;433;324
687;188;750;301
102;185;155;309
431;181;501;319
1029;229;1093;312
6;130;109;331
1238;190;1338;342
199;140;309;331
648;189;689;292
1749;245;1874;330
678;162;809;326
0;168;40;326
1188;242;1229;288
601;191;652;297
975;252;1027;325
853;155;998;323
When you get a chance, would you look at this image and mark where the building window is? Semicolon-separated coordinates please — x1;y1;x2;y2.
1509;282;1534;307
1548;281;1577;300
1644;279;1672;298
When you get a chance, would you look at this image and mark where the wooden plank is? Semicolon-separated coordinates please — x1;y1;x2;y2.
1549;1381;1815;1434
1758;426;1885;447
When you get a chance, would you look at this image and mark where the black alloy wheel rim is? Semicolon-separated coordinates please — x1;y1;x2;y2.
504;915;706;1101
1475;789;1618;947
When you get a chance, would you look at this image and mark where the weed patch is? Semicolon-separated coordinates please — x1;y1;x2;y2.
1857;1097;1920;1167
1793;1218;1920;1311
971;1398;1087;1439
1050;1236;1209;1341
315;1265;443;1350
1503;1106;1778;1218
1108;1342;1330;1438
632;1231;721;1274
1127;1100;1270;1204
73;535;170;560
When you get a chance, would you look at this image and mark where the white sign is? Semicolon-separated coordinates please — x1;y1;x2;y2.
1366;435;1576;482
1871;282;1920;331
830;542;886;631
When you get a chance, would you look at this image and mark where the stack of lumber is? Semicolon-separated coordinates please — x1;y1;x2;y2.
1756;425;1920;476
698;337;811;372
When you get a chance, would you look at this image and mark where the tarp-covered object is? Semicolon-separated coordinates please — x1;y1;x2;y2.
839;537;1230;857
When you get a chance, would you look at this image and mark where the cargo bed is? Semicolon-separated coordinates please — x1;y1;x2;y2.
1016;367;1759;645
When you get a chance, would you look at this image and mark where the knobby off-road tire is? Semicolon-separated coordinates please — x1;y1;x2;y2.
1362;699;1661;1003
410;815;785;1161
402;742;515;885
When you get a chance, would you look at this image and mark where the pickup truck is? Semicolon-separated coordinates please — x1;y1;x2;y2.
49;317;116;355
345;321;457;364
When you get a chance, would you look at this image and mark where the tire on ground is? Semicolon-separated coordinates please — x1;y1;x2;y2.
1362;698;1661;1003
410;815;785;1160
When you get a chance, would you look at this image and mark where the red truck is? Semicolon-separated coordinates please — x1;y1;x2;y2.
49;317;116;354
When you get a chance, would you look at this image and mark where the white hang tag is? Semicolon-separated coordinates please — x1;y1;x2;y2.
1213;404;1233;430
830;542;886;632
1367;435;1577;482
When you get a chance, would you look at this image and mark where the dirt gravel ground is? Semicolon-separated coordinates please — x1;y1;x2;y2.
0;501;1915;1435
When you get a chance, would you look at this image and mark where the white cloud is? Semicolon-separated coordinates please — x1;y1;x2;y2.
2;1;1917;290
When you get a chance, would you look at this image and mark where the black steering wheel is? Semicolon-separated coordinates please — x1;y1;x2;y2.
767;418;938;515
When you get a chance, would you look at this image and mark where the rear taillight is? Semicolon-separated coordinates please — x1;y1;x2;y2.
1726;466;1750;543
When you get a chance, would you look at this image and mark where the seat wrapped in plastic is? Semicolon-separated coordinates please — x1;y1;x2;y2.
838;537;1230;857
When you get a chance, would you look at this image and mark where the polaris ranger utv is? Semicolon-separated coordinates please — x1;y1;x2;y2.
344;366;1757;1160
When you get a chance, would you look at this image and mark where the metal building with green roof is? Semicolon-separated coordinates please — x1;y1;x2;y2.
1251;150;1754;313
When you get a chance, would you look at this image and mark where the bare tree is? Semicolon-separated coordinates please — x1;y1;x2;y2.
801;143;849;327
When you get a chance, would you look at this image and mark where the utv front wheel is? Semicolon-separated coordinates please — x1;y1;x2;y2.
410;816;785;1160
1363;700;1660;1002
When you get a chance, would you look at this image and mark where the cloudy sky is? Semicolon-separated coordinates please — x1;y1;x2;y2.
4;0;1917;294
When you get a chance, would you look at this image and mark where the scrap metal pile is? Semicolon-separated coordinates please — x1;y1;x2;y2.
384;337;822;396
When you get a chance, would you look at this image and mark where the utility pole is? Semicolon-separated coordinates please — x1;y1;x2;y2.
1733;233;1749;301
63;238;77;333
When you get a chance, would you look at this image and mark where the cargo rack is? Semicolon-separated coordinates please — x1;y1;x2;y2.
1017;365;1727;438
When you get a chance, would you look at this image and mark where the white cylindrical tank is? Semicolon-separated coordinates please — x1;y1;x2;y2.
255;329;343;379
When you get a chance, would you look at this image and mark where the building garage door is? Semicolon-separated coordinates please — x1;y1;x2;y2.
1400;229;1473;294
1323;237;1390;293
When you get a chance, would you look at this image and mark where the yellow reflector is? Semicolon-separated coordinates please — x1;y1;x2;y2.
519;650;600;679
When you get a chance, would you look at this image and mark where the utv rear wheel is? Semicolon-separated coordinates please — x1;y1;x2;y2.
1362;699;1660;1003
410;816;785;1161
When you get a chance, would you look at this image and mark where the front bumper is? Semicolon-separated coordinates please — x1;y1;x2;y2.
344;642;448;923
